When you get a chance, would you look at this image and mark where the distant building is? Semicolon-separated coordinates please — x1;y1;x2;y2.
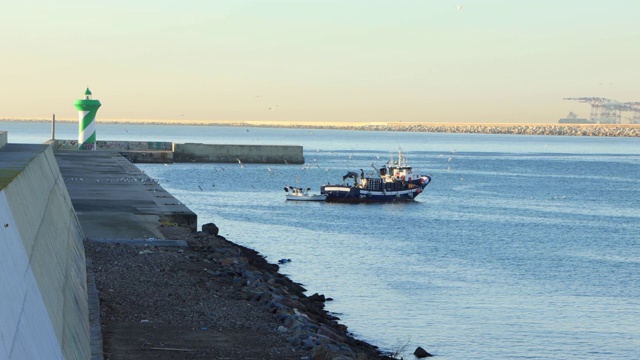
559;112;594;124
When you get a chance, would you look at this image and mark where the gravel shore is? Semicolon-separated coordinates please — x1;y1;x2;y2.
86;223;394;360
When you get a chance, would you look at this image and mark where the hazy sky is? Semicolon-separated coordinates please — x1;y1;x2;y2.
1;0;638;123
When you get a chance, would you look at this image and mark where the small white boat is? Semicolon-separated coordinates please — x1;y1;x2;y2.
284;186;327;201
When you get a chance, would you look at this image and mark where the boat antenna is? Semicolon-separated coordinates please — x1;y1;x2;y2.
397;147;408;167
371;163;382;178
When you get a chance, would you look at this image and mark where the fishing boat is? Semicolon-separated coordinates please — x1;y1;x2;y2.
284;186;327;201
320;148;431;203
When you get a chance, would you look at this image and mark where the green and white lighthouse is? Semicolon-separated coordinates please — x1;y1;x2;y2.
74;88;101;150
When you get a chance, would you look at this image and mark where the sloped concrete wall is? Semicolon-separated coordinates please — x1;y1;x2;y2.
0;144;89;359
0;131;6;149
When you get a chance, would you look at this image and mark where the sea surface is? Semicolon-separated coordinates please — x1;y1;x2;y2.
4;121;640;359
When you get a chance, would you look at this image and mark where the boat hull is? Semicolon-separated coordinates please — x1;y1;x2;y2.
321;184;425;203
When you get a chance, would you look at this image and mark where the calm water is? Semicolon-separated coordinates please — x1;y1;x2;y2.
4;121;640;359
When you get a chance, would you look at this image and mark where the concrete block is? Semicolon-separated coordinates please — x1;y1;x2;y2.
173;143;304;164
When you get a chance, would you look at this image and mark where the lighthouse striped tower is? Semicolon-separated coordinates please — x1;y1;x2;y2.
74;88;101;150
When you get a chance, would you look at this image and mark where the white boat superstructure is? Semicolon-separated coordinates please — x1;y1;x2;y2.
284;186;327;201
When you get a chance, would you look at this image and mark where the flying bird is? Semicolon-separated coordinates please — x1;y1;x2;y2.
456;4;463;11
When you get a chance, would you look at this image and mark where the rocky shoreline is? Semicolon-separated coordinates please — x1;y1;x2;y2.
87;223;399;360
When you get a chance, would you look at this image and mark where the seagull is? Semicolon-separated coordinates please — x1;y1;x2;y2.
456;4;463;11
237;159;245;168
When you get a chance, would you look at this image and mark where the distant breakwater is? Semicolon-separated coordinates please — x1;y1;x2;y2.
4;118;639;137
236;123;640;137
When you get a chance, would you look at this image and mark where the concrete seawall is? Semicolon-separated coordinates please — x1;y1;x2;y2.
0;137;200;360
173;143;304;164
0;144;90;359
53;140;305;164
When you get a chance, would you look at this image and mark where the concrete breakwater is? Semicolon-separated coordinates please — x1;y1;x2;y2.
0;135;197;359
173;143;304;164
54;140;305;164
55;151;198;236
0;132;388;360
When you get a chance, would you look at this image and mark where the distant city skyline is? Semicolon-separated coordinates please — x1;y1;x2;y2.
1;0;639;123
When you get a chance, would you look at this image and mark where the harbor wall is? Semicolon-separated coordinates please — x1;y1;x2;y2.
0;131;6;148
55;139;173;151
53;140;305;164
0;144;89;359
172;143;304;164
